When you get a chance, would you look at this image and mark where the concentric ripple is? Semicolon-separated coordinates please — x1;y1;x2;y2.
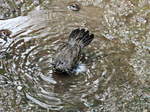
0;0;149;111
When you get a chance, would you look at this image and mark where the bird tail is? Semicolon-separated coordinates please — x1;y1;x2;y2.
68;28;94;48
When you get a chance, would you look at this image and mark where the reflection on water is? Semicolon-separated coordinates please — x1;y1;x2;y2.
0;0;150;111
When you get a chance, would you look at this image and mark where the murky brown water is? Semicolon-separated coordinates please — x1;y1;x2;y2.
0;0;150;112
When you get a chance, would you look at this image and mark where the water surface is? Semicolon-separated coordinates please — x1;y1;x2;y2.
0;0;149;112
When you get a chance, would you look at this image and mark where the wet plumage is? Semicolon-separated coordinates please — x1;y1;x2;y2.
52;28;94;74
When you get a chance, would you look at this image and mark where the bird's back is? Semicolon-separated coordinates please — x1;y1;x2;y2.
52;28;94;74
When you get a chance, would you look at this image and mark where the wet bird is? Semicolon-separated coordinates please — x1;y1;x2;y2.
52;28;94;75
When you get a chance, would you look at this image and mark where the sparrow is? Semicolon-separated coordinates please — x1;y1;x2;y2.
52;28;94;75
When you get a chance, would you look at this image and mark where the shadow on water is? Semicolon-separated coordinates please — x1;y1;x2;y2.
0;0;150;112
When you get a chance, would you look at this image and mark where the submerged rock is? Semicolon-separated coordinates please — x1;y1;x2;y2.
67;2;80;11
0;0;42;20
0;29;12;42
0;51;11;59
